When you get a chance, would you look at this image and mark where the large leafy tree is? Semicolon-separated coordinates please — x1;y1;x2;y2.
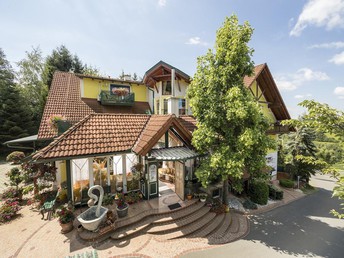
187;15;274;205
43;45;84;87
284;100;344;218
16;47;48;132
0;48;33;152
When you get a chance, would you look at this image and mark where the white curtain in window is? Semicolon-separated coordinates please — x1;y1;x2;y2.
113;155;123;175
72;158;89;184
126;153;138;173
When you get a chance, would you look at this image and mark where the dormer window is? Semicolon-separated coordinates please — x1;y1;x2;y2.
162;81;171;95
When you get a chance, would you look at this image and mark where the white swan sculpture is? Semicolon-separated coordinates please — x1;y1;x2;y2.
77;185;109;232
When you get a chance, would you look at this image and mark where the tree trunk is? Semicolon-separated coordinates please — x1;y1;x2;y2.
222;178;229;205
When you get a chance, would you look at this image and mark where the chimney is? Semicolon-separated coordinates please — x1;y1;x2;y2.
123;74;132;81
171;69;175;97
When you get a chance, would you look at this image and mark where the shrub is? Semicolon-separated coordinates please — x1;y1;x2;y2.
268;185;284;200
5;167;24;189
103;194;114;206
243;199;258;210
279;179;294;188
6;151;25;164
249;180;269;205
0;199;22;223
1;187;22;200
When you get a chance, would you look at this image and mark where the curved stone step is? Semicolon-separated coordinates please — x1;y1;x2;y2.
111;201;204;240
187;213;225;239
152;201;205;225
160;212;217;240
207;212;232;239
147;206;211;234
111;217;153;240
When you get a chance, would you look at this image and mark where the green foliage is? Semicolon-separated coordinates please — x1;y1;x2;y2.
283;100;344;218
5;167;24;189
284;126;325;182
43;45;84;87
279;179;294;188
16;47;48;131
268;184;284;200
243;199;258;210
0;49;33;152
102;194;114;206
6;151;25;164
249;180;269;205
187;15;274;204
316;142;343;165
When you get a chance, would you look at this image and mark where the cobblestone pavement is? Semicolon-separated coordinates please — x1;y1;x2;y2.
0;162;304;258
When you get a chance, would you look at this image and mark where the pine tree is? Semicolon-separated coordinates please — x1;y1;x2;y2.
0;49;33;152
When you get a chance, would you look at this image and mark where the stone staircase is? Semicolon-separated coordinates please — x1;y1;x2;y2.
110;201;238;243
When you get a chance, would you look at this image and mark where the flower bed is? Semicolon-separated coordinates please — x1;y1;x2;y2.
0;199;22;223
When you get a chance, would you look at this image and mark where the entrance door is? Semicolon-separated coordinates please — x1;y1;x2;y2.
175;161;185;200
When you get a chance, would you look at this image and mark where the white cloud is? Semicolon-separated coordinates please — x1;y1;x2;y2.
276;68;329;91
329;51;344;64
295;68;329;81
334;87;344;99
158;0;166;7
276;80;297;91
290;0;344;37
309;41;344;49
185;37;208;46
294;94;312;99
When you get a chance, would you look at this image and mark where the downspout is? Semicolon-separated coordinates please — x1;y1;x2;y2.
171;69;175;97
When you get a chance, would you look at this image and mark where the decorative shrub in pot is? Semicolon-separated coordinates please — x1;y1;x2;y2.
56;206;75;233
116;193;129;218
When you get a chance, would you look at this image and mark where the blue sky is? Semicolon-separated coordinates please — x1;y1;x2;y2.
1;0;343;118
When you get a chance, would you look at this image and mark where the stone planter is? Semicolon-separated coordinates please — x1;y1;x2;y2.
116;203;129;218
60;221;73;234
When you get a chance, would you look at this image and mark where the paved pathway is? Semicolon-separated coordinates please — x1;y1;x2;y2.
0;161;308;258
182;173;344;258
0;161;14;192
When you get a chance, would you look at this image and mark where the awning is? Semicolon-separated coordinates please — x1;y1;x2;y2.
150;146;201;161
3;134;38;150
4;135;38;144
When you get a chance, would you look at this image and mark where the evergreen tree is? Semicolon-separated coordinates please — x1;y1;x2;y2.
0;48;33;152
43;45;84;88
187;15;274;205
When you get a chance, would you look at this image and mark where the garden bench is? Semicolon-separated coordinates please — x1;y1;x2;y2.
40;190;59;220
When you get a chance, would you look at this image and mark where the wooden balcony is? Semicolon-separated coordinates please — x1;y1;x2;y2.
99;91;135;106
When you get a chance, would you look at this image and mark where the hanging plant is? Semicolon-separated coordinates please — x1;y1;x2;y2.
47;114;66;131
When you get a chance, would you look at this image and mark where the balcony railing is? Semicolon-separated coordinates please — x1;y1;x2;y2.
99;91;135;106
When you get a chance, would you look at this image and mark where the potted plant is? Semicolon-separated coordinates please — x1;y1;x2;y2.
115;193;129;218
56;206;75;233
199;193;208;202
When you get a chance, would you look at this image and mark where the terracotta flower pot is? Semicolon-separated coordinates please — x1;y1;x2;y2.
60;221;74;234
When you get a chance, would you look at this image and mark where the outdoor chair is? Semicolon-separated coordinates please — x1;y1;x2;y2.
40;190;60;220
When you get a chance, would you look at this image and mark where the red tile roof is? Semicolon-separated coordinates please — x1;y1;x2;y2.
33;114;150;161
37;72;95;139
33;113;195;161
243;64;266;88
177;115;197;133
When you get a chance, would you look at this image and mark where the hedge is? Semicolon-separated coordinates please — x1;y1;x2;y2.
279;179;294;188
249;181;269;205
268;184;284;200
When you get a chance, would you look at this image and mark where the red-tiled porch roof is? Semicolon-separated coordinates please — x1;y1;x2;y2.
33;114;150;161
